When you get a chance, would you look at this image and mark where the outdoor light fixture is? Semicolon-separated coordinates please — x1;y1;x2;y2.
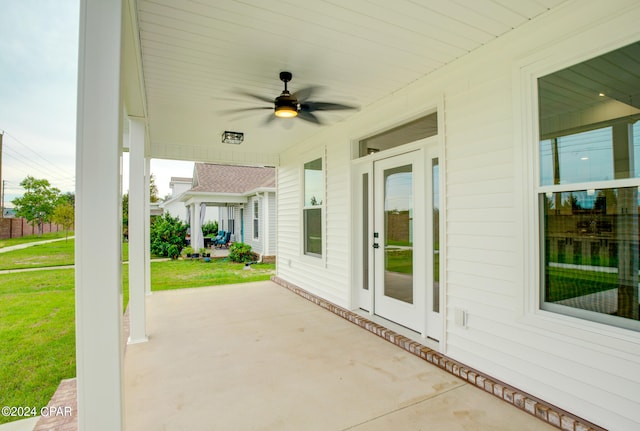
221;131;244;145
274;105;298;118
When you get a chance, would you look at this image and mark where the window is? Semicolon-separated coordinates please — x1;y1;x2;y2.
253;200;259;239
537;41;640;331
303;158;323;257
227;207;235;234
357;113;438;158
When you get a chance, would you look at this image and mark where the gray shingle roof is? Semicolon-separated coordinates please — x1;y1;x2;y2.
191;163;275;194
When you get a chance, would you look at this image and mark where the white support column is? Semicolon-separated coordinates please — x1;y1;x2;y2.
128;117;148;344
144;157;151;295
75;0;124;429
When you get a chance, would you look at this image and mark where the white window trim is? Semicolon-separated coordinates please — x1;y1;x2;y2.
253;199;259;240
516;32;640;344
300;149;326;264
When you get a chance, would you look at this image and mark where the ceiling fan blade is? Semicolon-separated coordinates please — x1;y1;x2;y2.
300;101;358;112
218;107;273;115
232;89;274;104
263;112;277;126
292;86;321;102
298;110;323;125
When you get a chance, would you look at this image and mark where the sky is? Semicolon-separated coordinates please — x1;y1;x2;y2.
0;1;194;207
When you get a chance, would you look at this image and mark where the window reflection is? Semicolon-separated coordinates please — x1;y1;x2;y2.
384;165;413;304
542;187;639;328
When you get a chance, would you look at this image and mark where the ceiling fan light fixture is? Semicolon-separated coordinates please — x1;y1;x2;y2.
275;105;298;118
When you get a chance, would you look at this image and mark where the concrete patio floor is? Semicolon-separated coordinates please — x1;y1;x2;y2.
124;281;557;431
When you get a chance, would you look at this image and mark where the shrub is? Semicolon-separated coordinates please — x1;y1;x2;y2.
228;242;257;263
202;221;218;237
150;213;188;258
167;244;180;260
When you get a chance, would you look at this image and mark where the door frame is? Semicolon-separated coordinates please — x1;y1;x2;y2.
351;135;443;342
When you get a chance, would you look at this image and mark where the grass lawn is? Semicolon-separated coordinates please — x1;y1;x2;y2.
0;232;71;249
385;248;413;274
546;266;618;302
0;240;129;271
149;259;275;290
0;269;75;422
0;258;274;424
0;240;75;270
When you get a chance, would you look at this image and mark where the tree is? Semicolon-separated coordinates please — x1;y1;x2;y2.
150;212;187;259
52;202;74;241
149;174;160;203
58;191;75;206
12;176;61;236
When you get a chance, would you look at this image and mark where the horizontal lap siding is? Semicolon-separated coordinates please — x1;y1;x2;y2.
268;193;276;255
276;141;351;307
440;3;640;428
274;2;640;428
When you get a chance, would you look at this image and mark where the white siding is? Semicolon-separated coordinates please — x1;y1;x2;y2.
162;199;188;221
267;192;276;255
276;1;640;429
244;197;262;254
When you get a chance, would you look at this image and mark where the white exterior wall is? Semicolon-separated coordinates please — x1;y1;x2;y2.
276;1;640;429
267;192;276;255
162;198;188;221
243;192;277;256
245;196;262;254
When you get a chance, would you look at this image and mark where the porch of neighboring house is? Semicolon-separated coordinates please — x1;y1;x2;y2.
27;280;602;431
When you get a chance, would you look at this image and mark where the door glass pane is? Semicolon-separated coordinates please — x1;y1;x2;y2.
384;165;413;303
432;159;440;313
362;173;369;290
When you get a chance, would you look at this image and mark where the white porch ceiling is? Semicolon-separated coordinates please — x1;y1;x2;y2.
124;0;569;165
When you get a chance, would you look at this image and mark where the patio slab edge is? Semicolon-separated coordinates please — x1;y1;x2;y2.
271;276;606;431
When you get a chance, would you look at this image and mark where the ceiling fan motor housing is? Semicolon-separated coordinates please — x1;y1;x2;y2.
274;91;298;117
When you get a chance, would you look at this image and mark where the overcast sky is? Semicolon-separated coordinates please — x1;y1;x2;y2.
0;1;193;206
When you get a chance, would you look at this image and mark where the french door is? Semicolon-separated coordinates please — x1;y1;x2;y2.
354;142;441;340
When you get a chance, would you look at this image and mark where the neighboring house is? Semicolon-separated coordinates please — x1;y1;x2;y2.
75;1;640;430
179;163;276;258
148;201;163;217
159;176;193;221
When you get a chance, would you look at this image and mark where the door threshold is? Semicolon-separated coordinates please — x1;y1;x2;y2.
355;309;439;351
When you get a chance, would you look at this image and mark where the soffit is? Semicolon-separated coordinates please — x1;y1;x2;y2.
129;0;570;164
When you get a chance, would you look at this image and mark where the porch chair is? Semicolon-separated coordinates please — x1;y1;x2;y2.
215;231;231;248
212;230;225;244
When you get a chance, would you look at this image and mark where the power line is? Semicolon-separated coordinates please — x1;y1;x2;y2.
0;129;76;182
2;148;75;188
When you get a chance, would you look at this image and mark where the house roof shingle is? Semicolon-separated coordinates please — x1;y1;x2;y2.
191;163;275;194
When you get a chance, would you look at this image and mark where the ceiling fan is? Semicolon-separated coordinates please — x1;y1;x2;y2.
227;71;358;125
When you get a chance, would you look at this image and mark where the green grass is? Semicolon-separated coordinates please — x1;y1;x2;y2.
0;257;274;424
149;259;275;291
0;232;71;249
0;241;75;270
0;241;129;270
546;266;618;302
385;248;413;274
0;269;76;422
